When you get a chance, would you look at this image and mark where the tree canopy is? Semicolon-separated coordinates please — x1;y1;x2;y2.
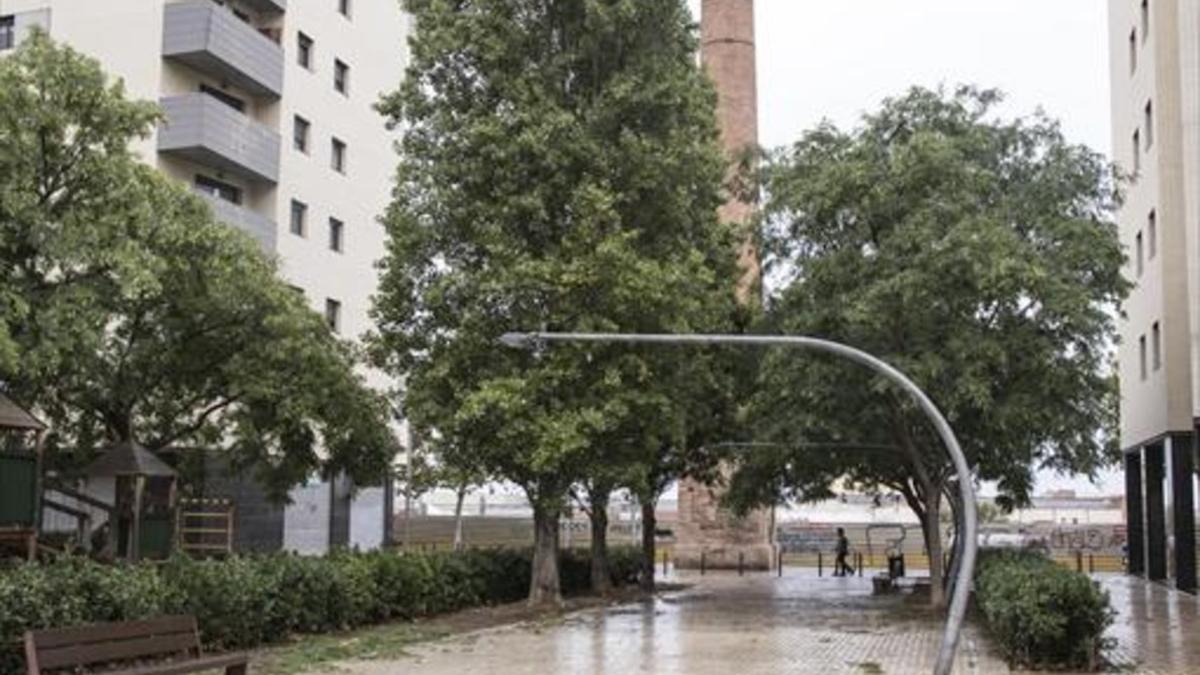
727;86;1129;605
0;33;397;497
372;0;738;603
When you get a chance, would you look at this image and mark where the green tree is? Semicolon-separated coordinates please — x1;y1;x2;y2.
729;87;1128;607
0;34;398;497
372;0;735;605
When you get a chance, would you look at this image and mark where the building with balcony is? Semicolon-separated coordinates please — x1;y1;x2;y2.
0;0;409;552
1108;0;1200;593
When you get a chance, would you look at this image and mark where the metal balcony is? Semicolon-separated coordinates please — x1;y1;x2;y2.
163;1;284;99
242;0;286;13
158;93;281;184
195;192;277;253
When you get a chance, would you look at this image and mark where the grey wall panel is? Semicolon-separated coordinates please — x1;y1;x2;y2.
159;93;280;183
163;1;284;98
196;192;277;253
201;455;285;554
283;481;331;555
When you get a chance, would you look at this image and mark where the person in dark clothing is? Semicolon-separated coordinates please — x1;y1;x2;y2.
835;527;854;577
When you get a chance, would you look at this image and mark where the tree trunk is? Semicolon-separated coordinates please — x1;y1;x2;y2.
922;487;946;609
640;501;657;593
529;502;562;607
452;485;467;552
589;489;612;595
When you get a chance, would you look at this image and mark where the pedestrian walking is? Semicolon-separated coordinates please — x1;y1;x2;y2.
835;527;854;577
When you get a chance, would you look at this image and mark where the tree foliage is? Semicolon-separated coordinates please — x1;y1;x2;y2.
0;34;397;497
372;0;737;603
727;86;1129;604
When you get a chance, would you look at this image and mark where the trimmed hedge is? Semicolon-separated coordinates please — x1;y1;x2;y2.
974;550;1113;670
0;547;640;675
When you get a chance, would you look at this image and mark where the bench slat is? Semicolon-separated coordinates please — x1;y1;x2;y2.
29;616;197;649
37;632;198;670
101;652;248;675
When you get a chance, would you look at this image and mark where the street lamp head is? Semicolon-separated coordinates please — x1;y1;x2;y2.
498;332;535;350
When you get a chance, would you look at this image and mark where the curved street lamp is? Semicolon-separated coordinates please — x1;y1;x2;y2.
500;331;976;675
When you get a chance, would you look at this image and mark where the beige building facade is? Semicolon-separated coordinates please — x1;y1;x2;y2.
1109;0;1197;592
0;0;407;361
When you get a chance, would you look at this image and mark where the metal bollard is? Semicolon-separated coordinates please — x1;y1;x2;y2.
663;550;669;578
701;550;706;576
1088;554;1095;574
1076;550;1083;573
818;552;823;577
778;550;783;578
858;553;863;577
738;552;745;576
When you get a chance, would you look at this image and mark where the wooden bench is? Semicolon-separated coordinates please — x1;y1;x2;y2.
24;615;248;675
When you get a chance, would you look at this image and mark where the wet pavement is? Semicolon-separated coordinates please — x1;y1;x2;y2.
314;572;1200;675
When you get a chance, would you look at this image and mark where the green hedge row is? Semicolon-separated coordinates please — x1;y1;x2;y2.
974;550;1113;670
0;547;641;675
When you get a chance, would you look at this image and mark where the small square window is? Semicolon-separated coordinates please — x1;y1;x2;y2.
329;218;344;252
338;0;351;18
1133;130;1141;173
1148;210;1157;259
1136;231;1144;276
1152;321;1162;371
290;199;308;237
334;59;349;95
1144;100;1154;149
0;16;14;51
331;138;347;174
1130;29;1137;74
1139;334;1148;380
325;299;342;333
297;32;314;70
293;115;310;153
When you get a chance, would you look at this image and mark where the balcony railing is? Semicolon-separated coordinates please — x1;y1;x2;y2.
163;1;284;99
158;93;281;184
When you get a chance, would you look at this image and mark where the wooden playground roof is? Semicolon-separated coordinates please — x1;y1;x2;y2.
0;392;45;431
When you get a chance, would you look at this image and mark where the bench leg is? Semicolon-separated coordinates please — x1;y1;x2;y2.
224;665;247;675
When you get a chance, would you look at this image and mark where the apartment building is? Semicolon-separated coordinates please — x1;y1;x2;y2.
0;0;409;552
1109;0;1199;592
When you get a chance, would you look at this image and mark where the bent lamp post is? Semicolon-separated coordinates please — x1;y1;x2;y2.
500;332;977;675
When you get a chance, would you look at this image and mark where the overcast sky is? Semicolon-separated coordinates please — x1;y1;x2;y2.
684;1;1120;495
687;0;1112;155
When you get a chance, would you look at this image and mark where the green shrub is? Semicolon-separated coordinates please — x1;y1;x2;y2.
975;550;1113;670
0;546;641;675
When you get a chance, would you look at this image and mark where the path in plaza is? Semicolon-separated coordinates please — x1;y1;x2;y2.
316;572;1200;675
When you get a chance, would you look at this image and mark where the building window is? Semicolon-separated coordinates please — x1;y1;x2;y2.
297;32;314;70
1144;100;1154;149
1130;29;1137;73
329;218;344;252
331;138;347;173
2;16;17;51
199;84;245;113
1139;335;1148;380
1133;130;1141;173
334;59;349;95
325;299;342;333
1152;321;1162;371
294;115;310;153
1136;231;1144;276
1148;210;1157;259
290;199;308;237
1142;0;1150;41
338;0;351;18
195;175;242;205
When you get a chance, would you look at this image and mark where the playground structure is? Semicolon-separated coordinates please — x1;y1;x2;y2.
0;393;47;560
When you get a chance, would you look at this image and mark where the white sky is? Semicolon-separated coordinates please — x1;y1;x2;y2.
686;0;1121;496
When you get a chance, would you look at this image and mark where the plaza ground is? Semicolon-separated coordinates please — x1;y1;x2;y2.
296;571;1200;675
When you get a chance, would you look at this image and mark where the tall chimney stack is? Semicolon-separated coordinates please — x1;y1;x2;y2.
702;0;761;300
673;0;773;573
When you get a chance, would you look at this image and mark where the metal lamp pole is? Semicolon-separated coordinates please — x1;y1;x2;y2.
500;331;977;675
